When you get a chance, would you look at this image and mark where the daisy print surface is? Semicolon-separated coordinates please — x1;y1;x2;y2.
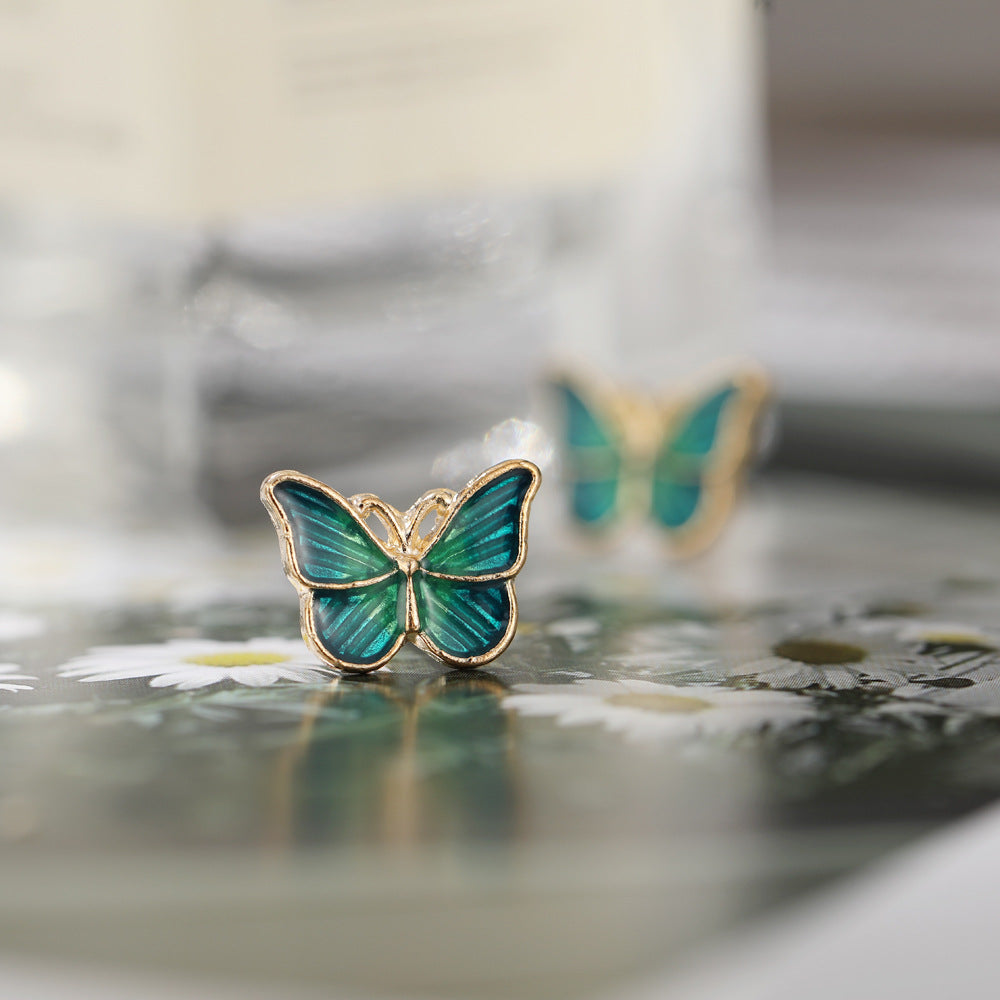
503;679;815;745
6;565;1000;995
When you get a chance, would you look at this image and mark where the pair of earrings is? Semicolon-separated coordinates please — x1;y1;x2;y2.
262;364;770;674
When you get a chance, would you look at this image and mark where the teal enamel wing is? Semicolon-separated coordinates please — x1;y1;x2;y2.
262;461;541;672
552;370;768;553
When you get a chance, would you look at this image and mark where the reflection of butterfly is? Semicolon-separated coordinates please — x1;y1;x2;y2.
262;461;541;673
272;673;515;847
550;366;770;555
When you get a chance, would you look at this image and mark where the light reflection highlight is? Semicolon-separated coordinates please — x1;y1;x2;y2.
0;363;31;441
432;417;555;485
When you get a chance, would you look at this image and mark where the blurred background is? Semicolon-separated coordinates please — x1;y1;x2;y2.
1;0;997;555
3;0;998;537
1;3;1000;999
765;0;1000;490
1;0;762;538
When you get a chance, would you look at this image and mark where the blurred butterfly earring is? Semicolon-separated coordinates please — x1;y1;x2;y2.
549;363;771;557
261;461;541;673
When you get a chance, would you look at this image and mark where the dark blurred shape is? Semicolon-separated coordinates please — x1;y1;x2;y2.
759;2;1000;490
773;399;1000;492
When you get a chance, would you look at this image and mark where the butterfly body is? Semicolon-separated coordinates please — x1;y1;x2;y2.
262;461;541;673
552;366;769;556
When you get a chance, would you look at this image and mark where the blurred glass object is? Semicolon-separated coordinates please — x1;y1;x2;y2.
0;0;765;533
0;209;202;532
189;196;551;522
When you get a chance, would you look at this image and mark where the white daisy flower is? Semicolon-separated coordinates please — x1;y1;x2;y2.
0;610;45;643
503;678;813;745
880;622;1000;712
729;635;917;693
59;637;333;691
896;621;998;660
0;664;36;693
611;619;938;694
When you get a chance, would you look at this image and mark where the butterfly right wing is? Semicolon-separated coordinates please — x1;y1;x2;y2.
415;461;540;667
550;376;623;529
261;472;405;671
650;369;770;556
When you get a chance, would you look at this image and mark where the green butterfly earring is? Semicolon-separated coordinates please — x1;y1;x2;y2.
262;460;541;673
550;364;770;557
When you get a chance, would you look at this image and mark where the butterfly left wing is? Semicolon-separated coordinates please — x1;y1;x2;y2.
414;461;540;667
651;368;770;556
308;575;406;670
261;472;405;672
549;376;624;529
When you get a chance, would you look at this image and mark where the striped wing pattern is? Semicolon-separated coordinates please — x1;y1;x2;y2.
421;466;535;579
270;479;395;586
414;576;511;662
310;574;404;667
416;464;537;663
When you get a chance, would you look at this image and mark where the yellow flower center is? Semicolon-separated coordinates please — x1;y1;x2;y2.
183;652;291;668
772;639;866;665
918;631;995;650
607;693;712;714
